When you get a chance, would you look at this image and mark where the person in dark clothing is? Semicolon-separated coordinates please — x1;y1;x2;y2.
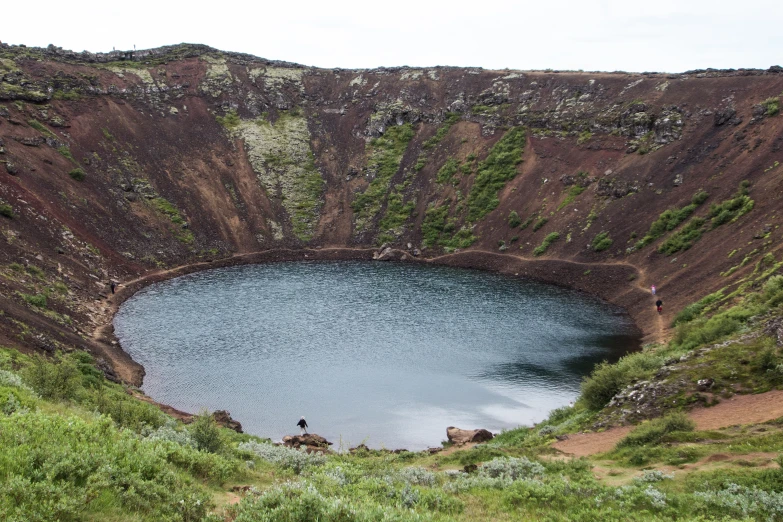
110;281;116;294
297;416;308;435
656;299;663;314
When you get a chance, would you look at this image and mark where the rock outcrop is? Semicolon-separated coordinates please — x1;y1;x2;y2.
446;426;494;445
282;433;333;452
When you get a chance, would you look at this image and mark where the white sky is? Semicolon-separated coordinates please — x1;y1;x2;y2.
2;0;780;72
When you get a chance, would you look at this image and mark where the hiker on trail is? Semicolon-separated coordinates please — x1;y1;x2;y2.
297;416;308;435
110;281;116;294
651;285;656;295
656;299;663;314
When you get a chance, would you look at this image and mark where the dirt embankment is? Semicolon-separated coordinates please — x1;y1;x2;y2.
554;390;783;457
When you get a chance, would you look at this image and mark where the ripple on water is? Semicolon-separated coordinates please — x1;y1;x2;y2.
114;261;639;450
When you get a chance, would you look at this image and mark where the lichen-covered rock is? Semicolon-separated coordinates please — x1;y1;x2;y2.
230;113;324;241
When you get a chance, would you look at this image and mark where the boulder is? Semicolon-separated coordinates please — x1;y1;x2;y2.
212;410;243;433
282;433;333;450
446;426;494;445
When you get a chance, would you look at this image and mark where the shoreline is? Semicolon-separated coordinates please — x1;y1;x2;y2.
93;247;656;443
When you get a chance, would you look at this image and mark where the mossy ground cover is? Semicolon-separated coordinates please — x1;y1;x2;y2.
352;124;415;233
465;127;526;222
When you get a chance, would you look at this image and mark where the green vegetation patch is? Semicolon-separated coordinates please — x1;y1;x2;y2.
591;231;613;252
352;123;414;232
532;217;548;231
0;203;14;219
657;217;706;255
52;89;80;101
27;119;56;138
557;184;586;211
230;112;325;240
708;181;754;228
508;210;522;228
151;197;185;225
466;127;526;222
57;145;75;162
421;202;475;250
435;157;460;184
532;232;560;256
617;412;695;448
761;96;780;117
422;112;460;149
634;190;708;249
377;181;415;244
215;109;240;129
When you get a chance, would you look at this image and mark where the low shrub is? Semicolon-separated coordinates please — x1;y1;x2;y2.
532;217;548;231
466;127;525;222
533;232;560;256
0;203;14;218
239;440;326;473
21;355;81;401
68;168;86;181
189;411;225;453
618;412;695;447
508;210;522;228
591;231;613;252
580;351;664;410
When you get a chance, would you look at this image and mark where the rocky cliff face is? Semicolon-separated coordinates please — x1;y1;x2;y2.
1;43;782;378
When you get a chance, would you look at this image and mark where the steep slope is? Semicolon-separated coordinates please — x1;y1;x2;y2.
1;43;782;378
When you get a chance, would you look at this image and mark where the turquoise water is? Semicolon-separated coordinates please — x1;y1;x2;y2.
114;261;639;450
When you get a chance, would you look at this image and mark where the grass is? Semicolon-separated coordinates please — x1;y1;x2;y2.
377;182;415;241
465;127;526;222
352;124;414;230
656;183;753;256
577;130;592;145
3;267;783;521
532;232;560;256
21;293;48;308
657;217;706;255
617;412;695;447
422;112;459;149
216;109;240;129
591;231;613;252
436;157;460;184
421;202;476;250
532;217;548;231
557;185;586;211
57;146;75;163
151;197;185;225
708;181;754;228
27;119;56;138
634;190;708;250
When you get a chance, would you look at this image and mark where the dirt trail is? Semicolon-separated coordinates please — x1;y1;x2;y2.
554;390;783;457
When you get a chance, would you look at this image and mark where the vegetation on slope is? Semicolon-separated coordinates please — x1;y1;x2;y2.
353;124;415;233
466;127;526;222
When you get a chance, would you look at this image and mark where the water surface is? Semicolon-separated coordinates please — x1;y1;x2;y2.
114;261;638;449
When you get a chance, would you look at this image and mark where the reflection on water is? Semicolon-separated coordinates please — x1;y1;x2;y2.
114;261;639;450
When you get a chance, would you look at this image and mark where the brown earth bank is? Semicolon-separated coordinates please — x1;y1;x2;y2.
553;389;783;456
1;42;782;409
